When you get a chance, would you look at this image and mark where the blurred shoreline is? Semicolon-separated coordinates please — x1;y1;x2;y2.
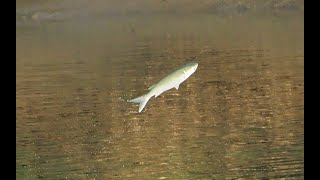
17;0;303;24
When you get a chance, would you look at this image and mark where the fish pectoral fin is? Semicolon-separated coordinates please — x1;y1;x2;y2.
175;84;180;90
154;92;162;98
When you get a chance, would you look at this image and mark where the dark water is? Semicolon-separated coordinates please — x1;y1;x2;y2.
17;1;303;179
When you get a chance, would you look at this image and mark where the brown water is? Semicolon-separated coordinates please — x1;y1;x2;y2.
17;1;304;179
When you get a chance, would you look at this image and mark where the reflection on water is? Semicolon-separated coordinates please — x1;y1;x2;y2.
17;4;303;179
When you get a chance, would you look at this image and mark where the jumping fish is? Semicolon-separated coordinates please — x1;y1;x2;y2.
128;62;198;112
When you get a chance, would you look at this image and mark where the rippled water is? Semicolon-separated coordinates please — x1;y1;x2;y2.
17;2;303;179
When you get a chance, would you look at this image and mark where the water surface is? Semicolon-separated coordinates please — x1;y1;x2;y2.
17;1;304;179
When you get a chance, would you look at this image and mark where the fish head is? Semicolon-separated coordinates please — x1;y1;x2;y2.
186;62;198;74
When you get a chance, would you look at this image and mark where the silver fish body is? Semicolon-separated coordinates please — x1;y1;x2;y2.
128;62;198;112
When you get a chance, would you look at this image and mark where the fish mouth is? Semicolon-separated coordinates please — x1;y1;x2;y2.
193;63;198;71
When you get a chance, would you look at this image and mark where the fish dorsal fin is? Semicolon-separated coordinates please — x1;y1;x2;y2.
148;83;157;90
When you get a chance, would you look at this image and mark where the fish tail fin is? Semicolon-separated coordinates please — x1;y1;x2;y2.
128;94;151;113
